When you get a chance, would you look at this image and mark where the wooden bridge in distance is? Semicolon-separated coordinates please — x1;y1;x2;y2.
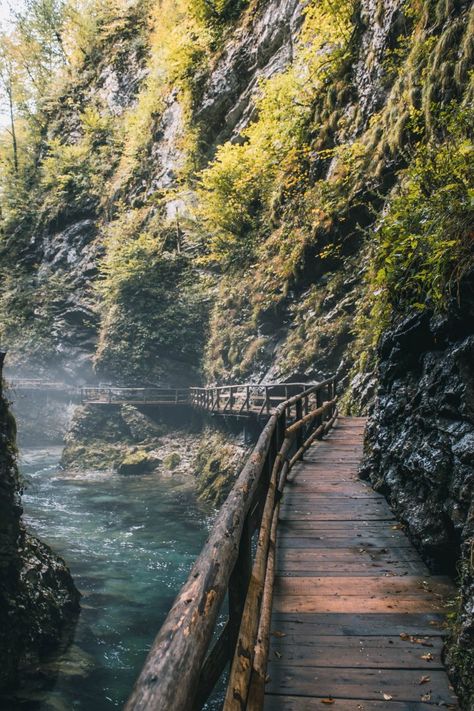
123;378;459;711
7;380;319;419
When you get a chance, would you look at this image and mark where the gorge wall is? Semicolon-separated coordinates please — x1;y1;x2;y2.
362;273;474;707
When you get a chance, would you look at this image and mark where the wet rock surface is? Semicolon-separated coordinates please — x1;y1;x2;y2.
196;0;303;147
0;370;79;692
362;274;474;708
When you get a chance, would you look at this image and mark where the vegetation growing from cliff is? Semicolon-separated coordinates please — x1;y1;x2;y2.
1;0;471;382
358;104;474;349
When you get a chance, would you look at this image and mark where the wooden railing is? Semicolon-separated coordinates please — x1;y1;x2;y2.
80;386;190;405
125;376;338;711
190;382;317;418
6;378;76;392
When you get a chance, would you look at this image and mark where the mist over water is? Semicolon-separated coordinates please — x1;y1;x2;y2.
12;448;214;710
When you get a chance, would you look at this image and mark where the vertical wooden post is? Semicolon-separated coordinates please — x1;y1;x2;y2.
295;399;303;452
265;386;270;414
228;516;252;648
316;388;323;431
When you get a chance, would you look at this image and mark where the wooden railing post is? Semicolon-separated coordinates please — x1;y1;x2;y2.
316;388;323;430
295;398;303;451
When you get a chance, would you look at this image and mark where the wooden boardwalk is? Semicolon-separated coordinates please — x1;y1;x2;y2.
265;417;459;710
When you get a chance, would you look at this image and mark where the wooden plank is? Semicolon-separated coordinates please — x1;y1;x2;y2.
277;549;423;562
268;636;445;669
269;612;447;637
269;634;444;651
272;595;445;614
273;576;453;598
265;666;457;704
278;564;429;577
279;515;396;522
278;521;403;533
263;696;457;710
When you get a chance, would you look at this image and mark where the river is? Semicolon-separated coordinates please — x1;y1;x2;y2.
10;447;215;710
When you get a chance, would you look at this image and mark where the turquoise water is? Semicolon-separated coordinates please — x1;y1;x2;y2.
11;449;215;711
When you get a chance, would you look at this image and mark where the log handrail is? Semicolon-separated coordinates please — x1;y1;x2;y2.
125;375;338;711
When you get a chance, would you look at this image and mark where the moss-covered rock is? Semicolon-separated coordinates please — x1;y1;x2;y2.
117;450;160;476
194;430;248;507
164;452;181;470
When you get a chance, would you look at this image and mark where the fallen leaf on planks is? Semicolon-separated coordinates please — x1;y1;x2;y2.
321;699;335;705
421;692;431;702
273;650;282;659
270;630;286;638
382;693;393;701
419;675;431;684
421;652;434;661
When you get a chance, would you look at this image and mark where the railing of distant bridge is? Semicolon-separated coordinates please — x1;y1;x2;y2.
125;376;338;711
6;379;75;392
80;386;190;405
190;382;317;417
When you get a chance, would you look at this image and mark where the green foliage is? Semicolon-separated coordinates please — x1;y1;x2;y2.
95;206;207;382
368;106;474;324
40;108;115;217
197;0;355;270
189;0;247;24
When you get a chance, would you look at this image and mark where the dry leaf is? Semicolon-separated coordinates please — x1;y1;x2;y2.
419;675;431;685
382;693;393;700
400;632;410;640
270;630;286;638
274;650;282;659
421;653;434;661
421;693;431;702
321;699;335;705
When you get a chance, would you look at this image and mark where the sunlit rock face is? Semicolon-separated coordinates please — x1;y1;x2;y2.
0;368;80;691
355;0;405;121
196;0;304;146
362;271;474;707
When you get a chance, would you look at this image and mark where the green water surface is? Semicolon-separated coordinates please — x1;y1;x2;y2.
9;449;215;710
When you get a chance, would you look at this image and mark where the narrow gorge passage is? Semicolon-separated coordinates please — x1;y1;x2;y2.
265;417;459;709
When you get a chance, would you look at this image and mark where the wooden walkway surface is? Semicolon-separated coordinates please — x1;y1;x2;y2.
265;417;459;710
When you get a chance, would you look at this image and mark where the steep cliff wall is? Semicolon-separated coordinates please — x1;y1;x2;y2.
0;361;80;691
362;273;474;707
0;0;472;386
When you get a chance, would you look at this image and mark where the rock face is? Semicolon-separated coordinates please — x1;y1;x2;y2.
362;274;474;708
196;0;304;146
0;361;80;691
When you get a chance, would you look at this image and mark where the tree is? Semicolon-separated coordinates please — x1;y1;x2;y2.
0;35;20;173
